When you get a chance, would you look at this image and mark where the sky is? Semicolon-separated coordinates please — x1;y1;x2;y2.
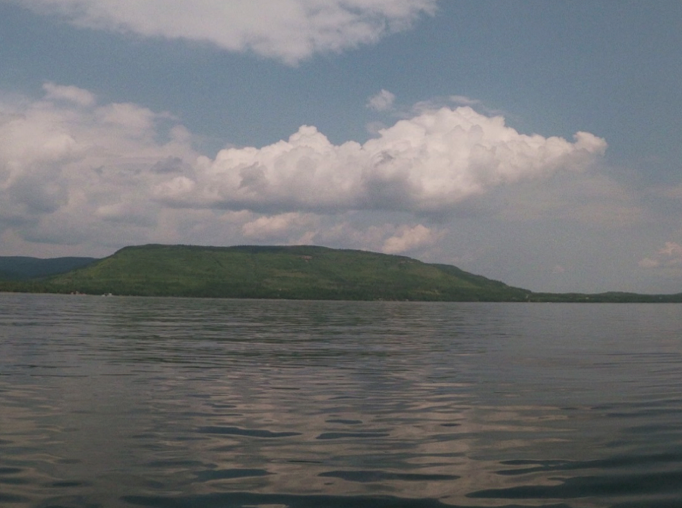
1;0;681;294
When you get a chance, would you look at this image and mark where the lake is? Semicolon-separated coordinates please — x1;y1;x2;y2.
1;293;681;508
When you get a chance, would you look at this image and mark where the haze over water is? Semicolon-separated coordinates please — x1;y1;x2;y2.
1;294;682;507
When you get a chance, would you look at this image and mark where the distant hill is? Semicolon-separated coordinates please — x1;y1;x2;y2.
0;245;680;302
0;256;96;281
19;244;530;301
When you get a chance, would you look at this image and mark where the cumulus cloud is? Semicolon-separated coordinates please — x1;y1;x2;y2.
157;106;607;215
0;84;197;247
277;219;442;255
42;82;96;106
382;224;442;254
0;83;608;259
241;212;316;241
639;242;682;269
367;89;396;112
13;0;438;65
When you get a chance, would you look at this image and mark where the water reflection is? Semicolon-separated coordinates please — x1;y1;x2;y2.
1;295;682;507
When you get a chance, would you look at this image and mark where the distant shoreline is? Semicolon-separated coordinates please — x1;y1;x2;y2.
1;244;680;303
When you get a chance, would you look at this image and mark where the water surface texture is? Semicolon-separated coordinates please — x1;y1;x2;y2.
1;294;681;507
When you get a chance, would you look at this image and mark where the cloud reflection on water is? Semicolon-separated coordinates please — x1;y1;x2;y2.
2;295;682;507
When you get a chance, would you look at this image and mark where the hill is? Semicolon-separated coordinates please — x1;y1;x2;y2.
8;244;531;301
1;244;680;302
0;256;96;281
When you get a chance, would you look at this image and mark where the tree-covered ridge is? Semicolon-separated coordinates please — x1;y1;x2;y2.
1;244;680;302
0;256;96;281
0;244;528;301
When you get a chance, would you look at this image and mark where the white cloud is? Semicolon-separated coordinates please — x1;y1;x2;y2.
95;102;165;135
311;220;394;250
157;106;607;215
449;95;480;107
367;89;396;112
0;83;609;266
382;224;441;254
0;84;198;248
639;242;682;269
282;219;442;255
13;0;438;65
407;95;505;120
42;82;96;106
242;212;316;241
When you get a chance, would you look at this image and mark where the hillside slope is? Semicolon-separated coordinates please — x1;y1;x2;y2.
41;244;531;301
0;256;96;280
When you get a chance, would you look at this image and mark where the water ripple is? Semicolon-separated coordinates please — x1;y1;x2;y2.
2;295;682;507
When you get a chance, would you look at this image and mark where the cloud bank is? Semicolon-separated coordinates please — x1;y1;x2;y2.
0;83;607;257
157;106;606;214
0;83;196;248
12;0;438;64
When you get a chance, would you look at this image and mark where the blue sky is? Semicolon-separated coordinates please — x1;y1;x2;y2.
1;0;681;293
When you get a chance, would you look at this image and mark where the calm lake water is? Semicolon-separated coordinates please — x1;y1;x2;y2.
1;294;682;508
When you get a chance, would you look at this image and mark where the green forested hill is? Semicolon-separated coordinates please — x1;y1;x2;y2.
28;244;531;301
1;244;680;302
0;256;96;280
